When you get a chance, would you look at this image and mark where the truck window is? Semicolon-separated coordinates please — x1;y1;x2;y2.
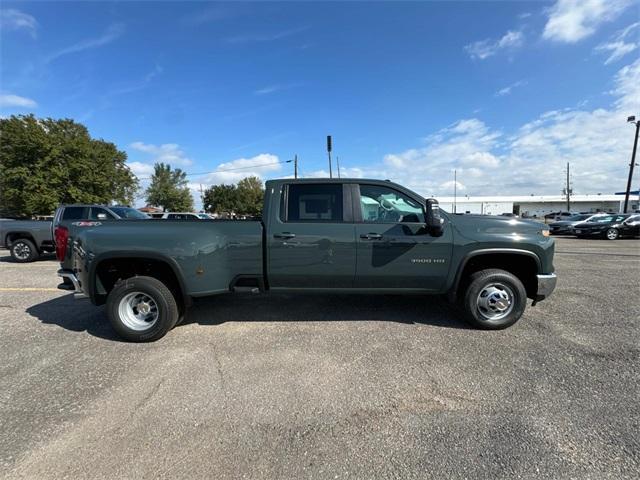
89;207;115;220
62;207;85;220
359;184;425;223
286;184;343;222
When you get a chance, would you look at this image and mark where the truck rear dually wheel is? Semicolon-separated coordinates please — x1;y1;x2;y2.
106;276;179;342
461;269;527;330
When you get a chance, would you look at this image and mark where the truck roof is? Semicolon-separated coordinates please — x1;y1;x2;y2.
266;178;392;185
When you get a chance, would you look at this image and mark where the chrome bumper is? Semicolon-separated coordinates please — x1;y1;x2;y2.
535;273;557;302
57;269;87;299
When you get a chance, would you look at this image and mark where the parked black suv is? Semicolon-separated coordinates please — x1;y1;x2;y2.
573;214;640;240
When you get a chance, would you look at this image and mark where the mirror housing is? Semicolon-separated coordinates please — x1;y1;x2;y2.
425;198;444;236
96;213;107;220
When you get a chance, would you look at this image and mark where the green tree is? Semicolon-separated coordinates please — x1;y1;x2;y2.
203;176;264;217
145;163;194;212
0;114;138;217
236;176;264;216
203;184;239;216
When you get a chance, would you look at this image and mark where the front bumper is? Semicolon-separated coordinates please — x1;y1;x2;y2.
57;269;88;299
535;273;557;302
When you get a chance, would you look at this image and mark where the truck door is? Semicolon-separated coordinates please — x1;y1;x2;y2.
354;183;452;291
267;183;356;288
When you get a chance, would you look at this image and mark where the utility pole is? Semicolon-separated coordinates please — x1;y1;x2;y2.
294;154;298;179
199;184;204;212
327;135;333;178
566;162;571;211
624;116;639;213
453;169;457;214
336;156;341;178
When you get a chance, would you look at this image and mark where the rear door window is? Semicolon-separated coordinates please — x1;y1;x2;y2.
61;207;86;220
89;207;115;220
285;184;343;222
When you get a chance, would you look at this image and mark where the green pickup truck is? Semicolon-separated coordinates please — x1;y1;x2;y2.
56;178;556;342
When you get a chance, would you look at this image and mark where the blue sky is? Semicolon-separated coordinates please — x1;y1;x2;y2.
1;0;639;208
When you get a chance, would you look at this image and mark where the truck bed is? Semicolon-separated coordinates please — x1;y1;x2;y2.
72;219;264;298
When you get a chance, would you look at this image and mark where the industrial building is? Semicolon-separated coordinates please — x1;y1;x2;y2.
436;193;639;218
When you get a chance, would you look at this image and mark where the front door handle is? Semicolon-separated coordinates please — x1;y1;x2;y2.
360;233;383;240
274;232;296;239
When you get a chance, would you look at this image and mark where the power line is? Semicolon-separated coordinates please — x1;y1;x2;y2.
136;160;292;180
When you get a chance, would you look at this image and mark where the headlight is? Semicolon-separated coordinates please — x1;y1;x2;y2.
541;229;550;237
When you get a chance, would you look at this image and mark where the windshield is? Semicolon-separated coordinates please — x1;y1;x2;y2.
110;207;150;219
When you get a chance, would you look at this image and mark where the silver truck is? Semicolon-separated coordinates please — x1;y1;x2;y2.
0;219;55;262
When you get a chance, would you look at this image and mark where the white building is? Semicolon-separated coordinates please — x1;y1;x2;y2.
435;194;638;217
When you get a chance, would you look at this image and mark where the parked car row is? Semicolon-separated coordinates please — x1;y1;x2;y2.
549;213;640;239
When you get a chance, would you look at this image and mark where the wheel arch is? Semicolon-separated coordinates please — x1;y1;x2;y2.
449;249;541;301
89;252;190;308
6;232;38;250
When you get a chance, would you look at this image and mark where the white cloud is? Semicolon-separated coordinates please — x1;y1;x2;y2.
440;180;466;192
254;84;299;95
127;161;155;178
198;153;283;185
46;23;125;62
130;142;194;167
226;26;308;44
465;30;524;60
495;80;528;96
542;0;633;43
371;58;640;197
0;9;37;38
595;22;640;64
0;93;37;108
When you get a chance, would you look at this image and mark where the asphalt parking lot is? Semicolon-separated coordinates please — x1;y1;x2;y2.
0;237;638;479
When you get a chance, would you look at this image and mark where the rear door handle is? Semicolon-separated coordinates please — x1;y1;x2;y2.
360;233;383;240
274;232;296;239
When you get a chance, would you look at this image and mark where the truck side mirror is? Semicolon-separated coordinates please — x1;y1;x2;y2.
425;198;444;237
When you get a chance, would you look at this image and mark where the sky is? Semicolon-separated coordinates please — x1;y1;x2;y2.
1;0;639;209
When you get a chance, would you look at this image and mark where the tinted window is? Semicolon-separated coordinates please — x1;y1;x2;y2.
89;207;115;220
62;207;85;220
359;184;424;223
110;207;149;219
286;184;343;222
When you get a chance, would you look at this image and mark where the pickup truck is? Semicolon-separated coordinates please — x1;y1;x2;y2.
0;219;55;262
2;205;150;263
57;178;557;342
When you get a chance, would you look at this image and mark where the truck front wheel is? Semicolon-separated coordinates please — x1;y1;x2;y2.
106;276;179;342
461;269;527;330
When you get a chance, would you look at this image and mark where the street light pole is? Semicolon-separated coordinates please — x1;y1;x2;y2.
624;116;639;213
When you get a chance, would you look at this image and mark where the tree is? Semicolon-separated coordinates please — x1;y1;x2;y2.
145;163;194;212
203;176;264;217
0;114;138;217
203;184;239;216
236;176;264;216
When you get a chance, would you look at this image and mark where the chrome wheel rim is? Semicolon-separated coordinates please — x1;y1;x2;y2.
606;229;618;240
118;292;159;331
13;242;31;260
476;283;514;321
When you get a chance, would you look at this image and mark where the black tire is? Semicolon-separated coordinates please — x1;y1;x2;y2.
461;269;527;330
106;276;179;342
10;238;39;263
605;228;619;240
